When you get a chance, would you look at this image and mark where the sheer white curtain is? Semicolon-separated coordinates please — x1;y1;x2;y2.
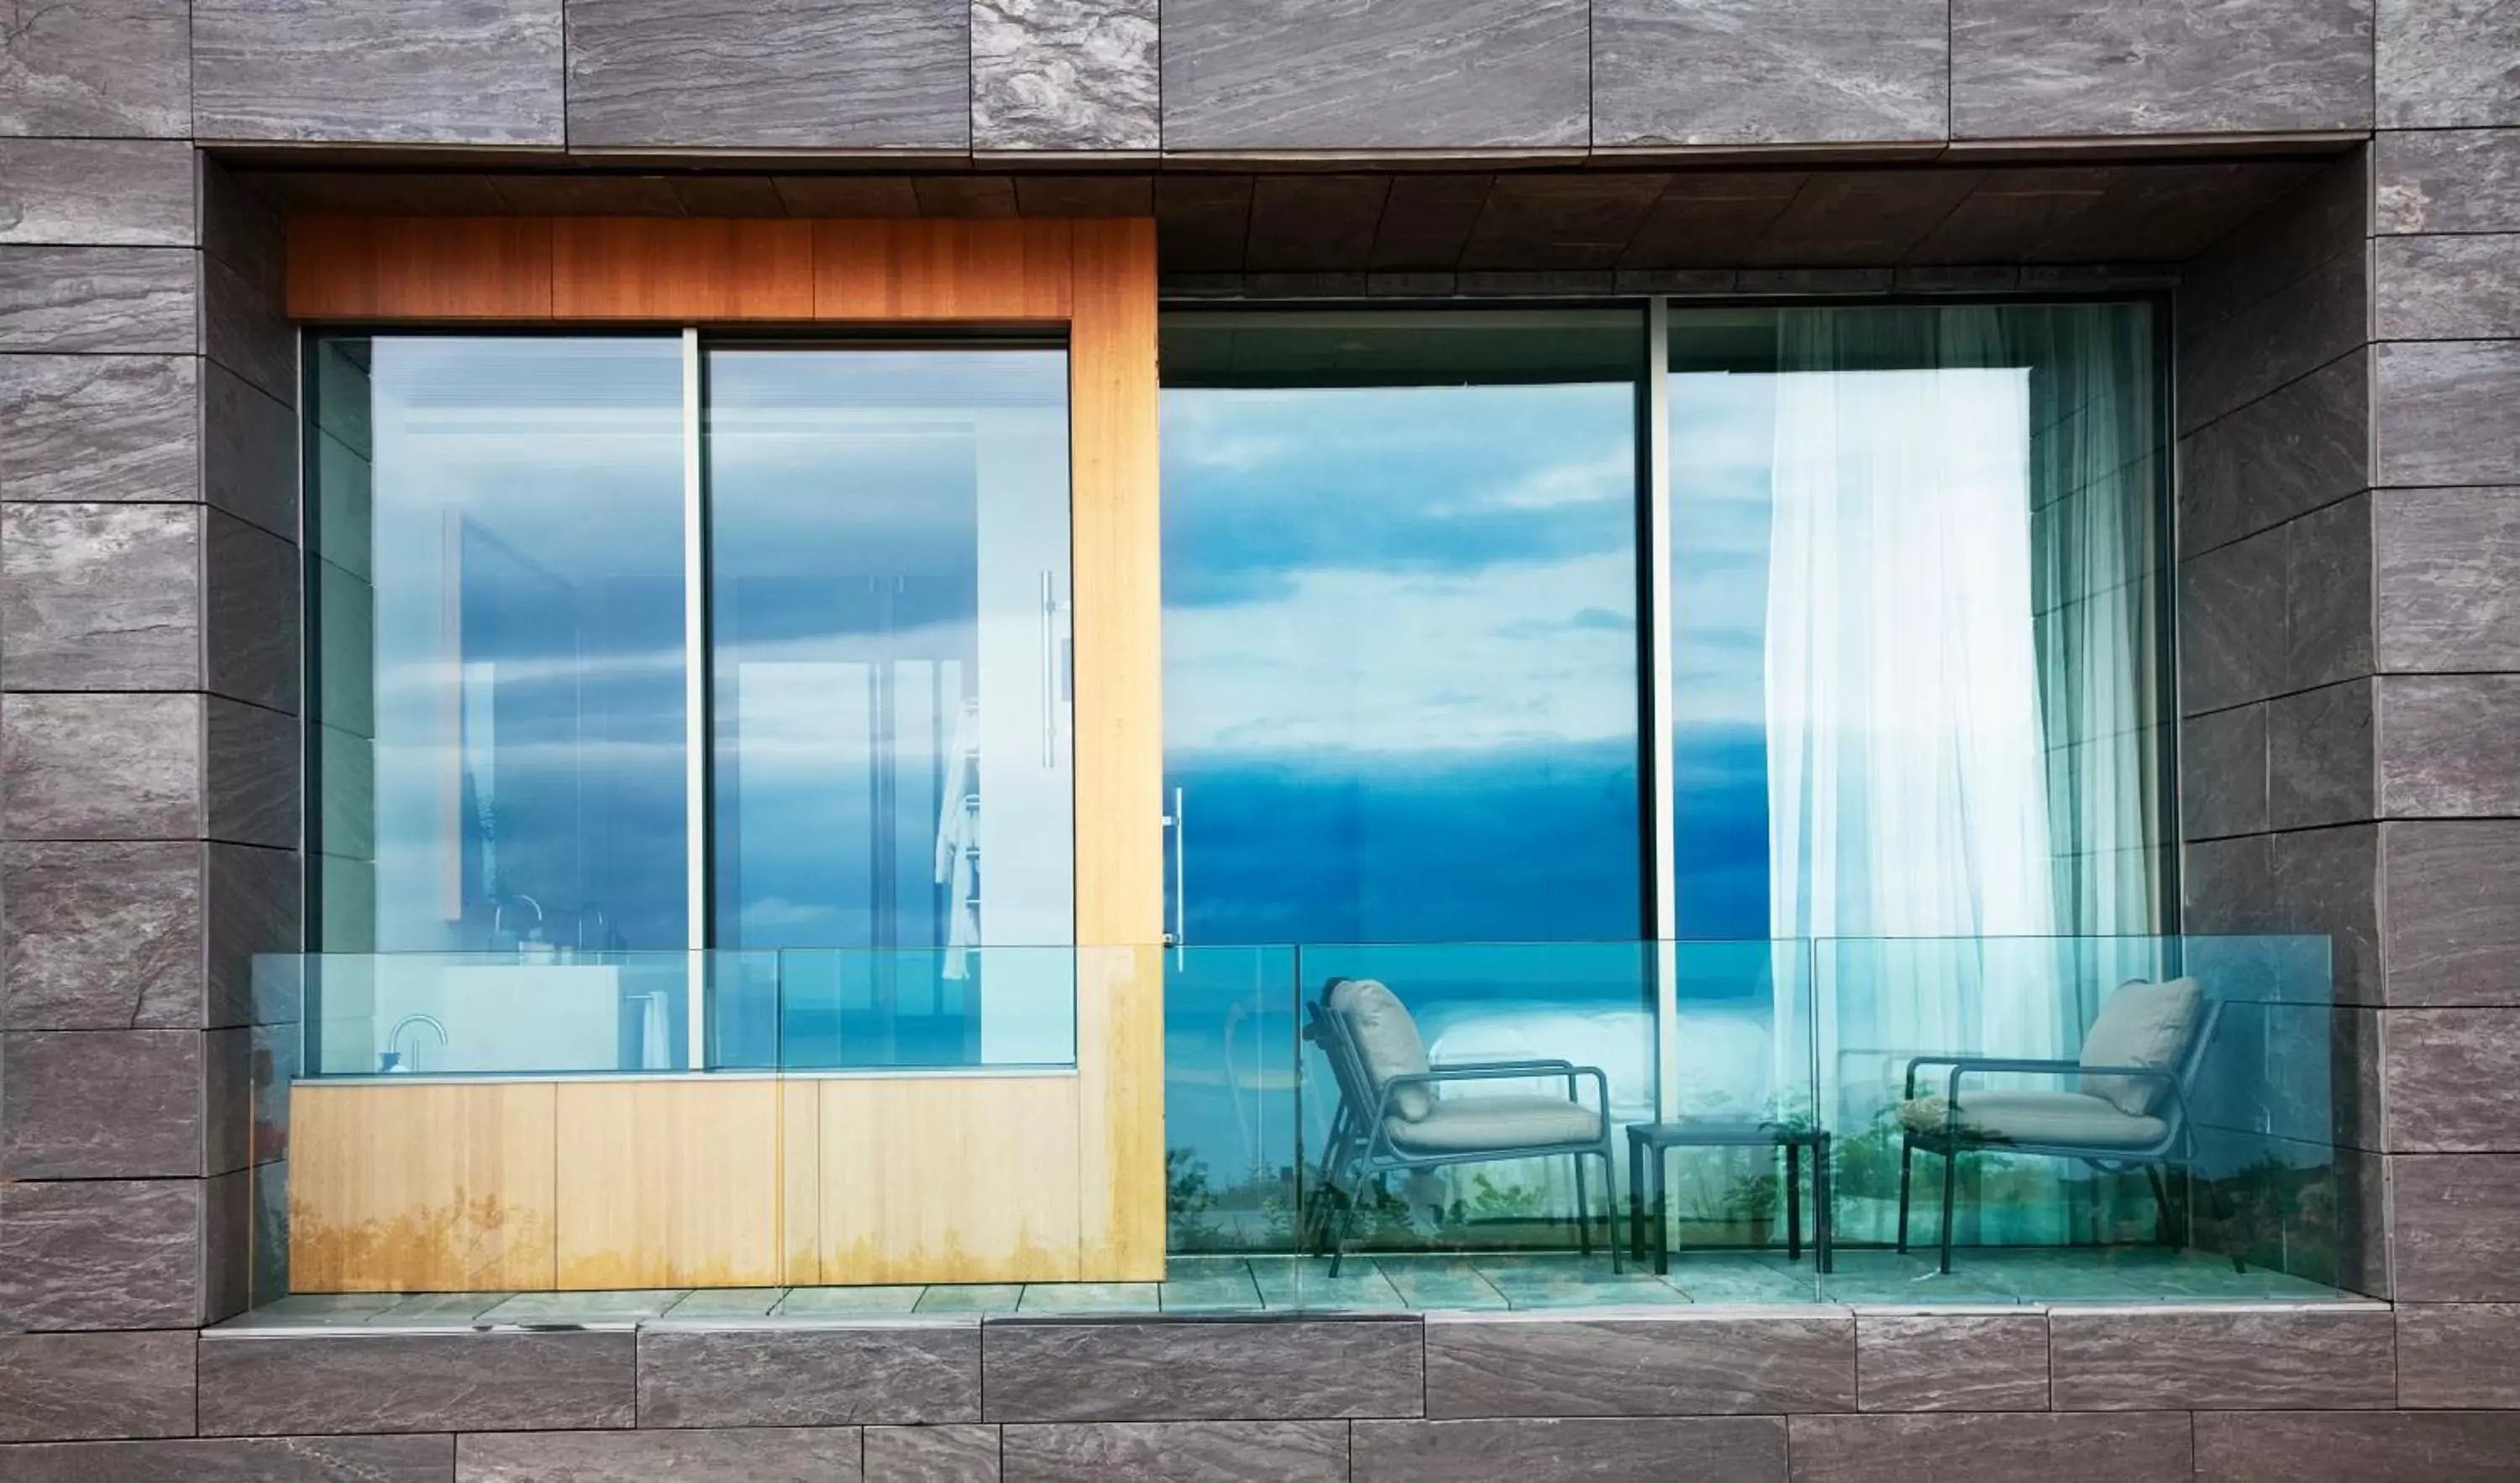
2023;307;2166;945
1762;308;2074;1240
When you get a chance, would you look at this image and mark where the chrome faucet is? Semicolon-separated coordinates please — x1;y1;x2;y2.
383;1013;449;1074
492;893;550;962
492;893;545;943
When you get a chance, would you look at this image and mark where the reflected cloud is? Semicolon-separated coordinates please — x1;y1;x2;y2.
1167;553;1637;756
1161;382;1638;607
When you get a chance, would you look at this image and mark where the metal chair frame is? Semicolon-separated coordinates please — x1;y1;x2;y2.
1301;984;1620;1276
1895;1000;2244;1275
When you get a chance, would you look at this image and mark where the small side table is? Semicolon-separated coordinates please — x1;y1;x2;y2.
1626;1120;1833;1276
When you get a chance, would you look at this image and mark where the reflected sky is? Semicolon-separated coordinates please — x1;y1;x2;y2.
1162;384;1640;760
1160;314;1645;948
1670;369;1778;940
705;346;1076;1066
310;335;690;955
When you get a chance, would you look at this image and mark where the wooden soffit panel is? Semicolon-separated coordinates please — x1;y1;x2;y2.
287;216;1118;322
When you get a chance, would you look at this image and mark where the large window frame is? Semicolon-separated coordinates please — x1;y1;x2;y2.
1137;294;2181;1259
1140;292;2180;939
303;327;1086;1072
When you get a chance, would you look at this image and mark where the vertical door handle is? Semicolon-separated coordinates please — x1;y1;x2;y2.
1039;569;1058;767
1163;785;1186;962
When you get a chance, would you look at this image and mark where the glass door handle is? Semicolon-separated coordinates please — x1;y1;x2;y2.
1040;571;1057;767
1039;569;1070;768
1162;785;1186;961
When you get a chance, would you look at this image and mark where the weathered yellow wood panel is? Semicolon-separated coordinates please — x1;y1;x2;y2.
816;1076;1084;1285
289;1081;558;1292
553;1080;784;1288
1068;217;1168;1280
780;1077;822;1286
288;1068;1131;1290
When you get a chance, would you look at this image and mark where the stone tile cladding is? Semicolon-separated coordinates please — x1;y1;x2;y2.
8;3;2520;1479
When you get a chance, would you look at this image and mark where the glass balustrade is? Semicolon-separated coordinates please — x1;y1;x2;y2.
248;934;2348;1313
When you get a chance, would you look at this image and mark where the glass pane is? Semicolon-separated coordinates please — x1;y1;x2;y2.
304;334;690;968
1667;303;2167;945
1158;309;1645;1261
1158;310;1646;946
302;950;724;1075
1163;945;1301;1255
1667;303;2173;1253
705;345;1075;1068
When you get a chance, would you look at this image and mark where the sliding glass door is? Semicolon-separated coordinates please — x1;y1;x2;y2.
1158;311;1648;949
1665;302;2167;947
1156;309;1650;1251
307;336;690;962
705;344;1076;1067
1146;299;2173;1257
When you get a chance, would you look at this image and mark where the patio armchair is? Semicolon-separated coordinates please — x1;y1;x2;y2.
1303;977;1620;1276
1894;977;2239;1276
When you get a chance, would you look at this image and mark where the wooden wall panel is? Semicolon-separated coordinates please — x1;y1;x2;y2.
290;217;1087;324
549;218;813;321
290;217;554;321
1068;218;1167;1277
779;1077;822;1286
1067;216;1163;955
812;220;1074;322
1074;948;1168;1278
553;1080;783;1288
288;1082;558;1292
289;1072;1098;1291
815;1077;1084;1285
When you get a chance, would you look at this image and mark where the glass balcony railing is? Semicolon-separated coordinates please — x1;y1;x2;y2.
250;934;2349;1307
270;946;1100;1077
1158;935;2343;1300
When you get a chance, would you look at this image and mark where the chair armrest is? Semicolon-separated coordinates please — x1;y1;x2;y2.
1377;1062;1612;1122
1915;1060;2187;1140
2070;1063;2182;1082
1902;1053;2080;1098
1936;1059;2176;1097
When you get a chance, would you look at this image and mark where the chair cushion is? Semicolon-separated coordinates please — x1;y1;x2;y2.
2078;977;2202;1116
1384;1095;1604;1155
1901;1090;2169;1150
1328;978;1434;1121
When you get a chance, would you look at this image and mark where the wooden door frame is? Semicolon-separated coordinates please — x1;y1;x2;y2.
284;217;1164;1285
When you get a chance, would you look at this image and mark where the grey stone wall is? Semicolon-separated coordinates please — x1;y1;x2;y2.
0;128;297;1388
49;0;2397;157
7;1;2520;1478
16;1308;2516;1480
2173;0;2520;1419
2367;0;2520;1393
24;0;2384;158
2;0;305;1380
2173;149;2385;1296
